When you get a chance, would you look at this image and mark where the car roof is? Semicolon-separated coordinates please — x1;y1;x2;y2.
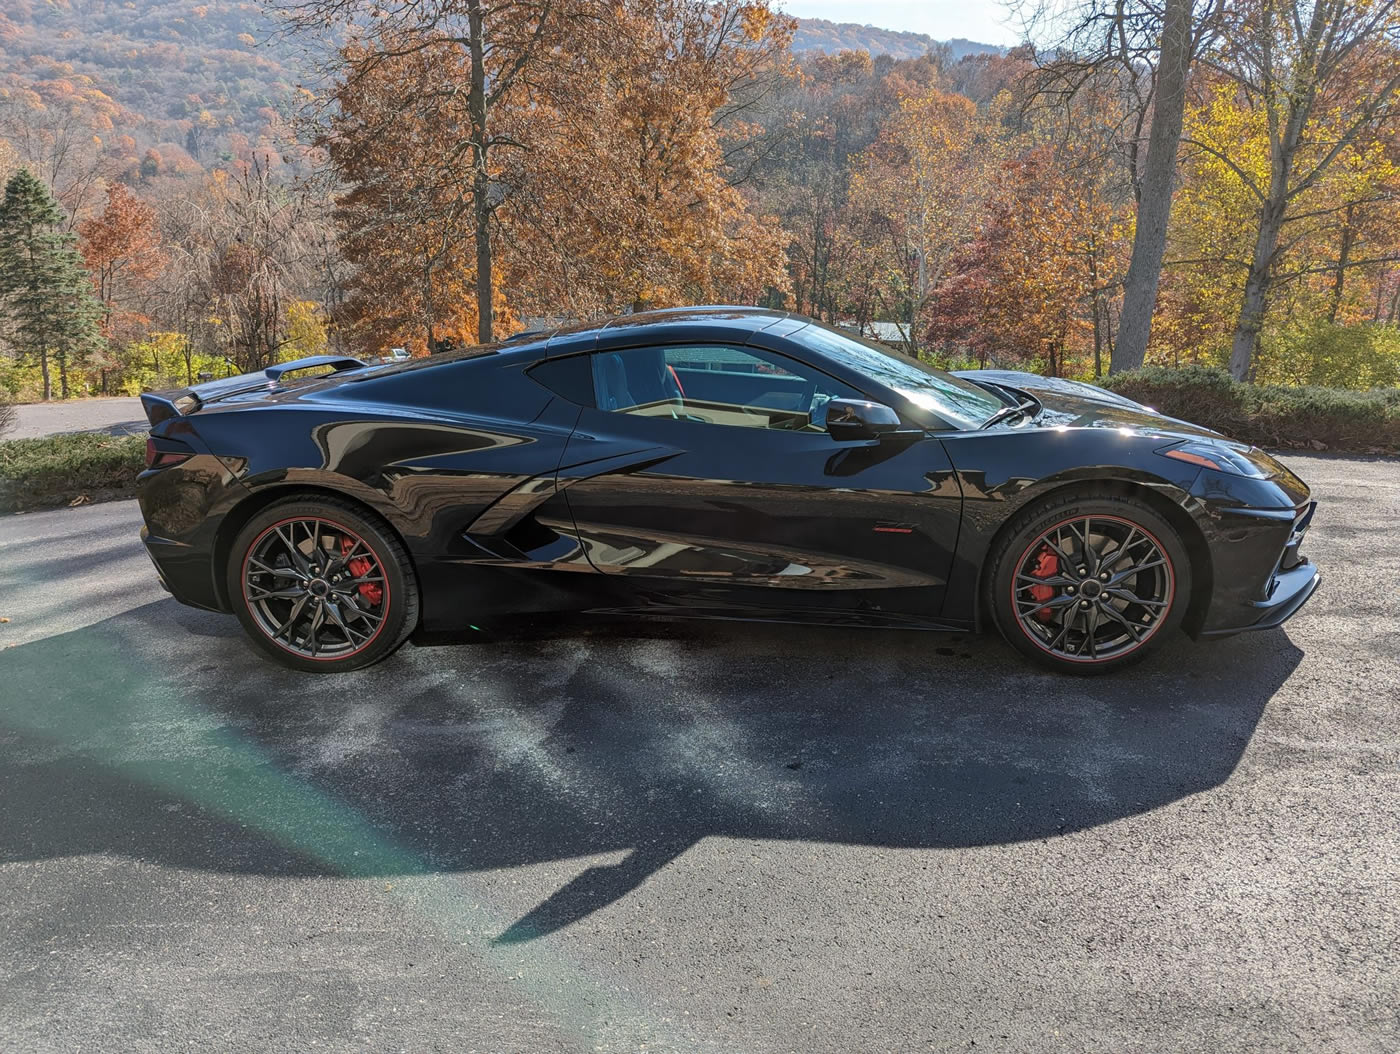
493;305;799;360
331;307;806;389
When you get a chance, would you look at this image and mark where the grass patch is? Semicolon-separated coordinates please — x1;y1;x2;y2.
0;433;146;513
1102;366;1400;454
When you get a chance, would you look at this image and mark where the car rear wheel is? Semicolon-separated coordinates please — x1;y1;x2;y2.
227;497;419;673
987;494;1191;675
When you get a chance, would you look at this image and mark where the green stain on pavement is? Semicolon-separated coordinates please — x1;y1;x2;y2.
0;614;691;1049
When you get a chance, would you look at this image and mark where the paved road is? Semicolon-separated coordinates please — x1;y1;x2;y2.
1;455;1397;1052
6;397;146;440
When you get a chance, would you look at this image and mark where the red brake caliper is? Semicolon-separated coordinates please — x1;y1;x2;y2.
340;537;383;606
1028;547;1059;622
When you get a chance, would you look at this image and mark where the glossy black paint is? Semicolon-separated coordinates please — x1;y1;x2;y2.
825;398;905;440
137;306;1320;646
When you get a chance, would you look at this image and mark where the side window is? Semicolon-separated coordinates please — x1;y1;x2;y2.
591;345;861;432
527;354;595;406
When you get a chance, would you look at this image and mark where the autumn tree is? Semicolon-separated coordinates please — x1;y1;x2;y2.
0;168;105;399
326;42;495;352
163;157;331;373
849;84;1014;352
927;149;1110;376
1158;80;1400;373
759;49;909;324
0;137;17;188
507;0;795;316
1195;0;1400;379
0;77;126;225
281;0;585;344
79;181;165;331
1028;0;1223;374
316;0;793;341
1040;74;1141;374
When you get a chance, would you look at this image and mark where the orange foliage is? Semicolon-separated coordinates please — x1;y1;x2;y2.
79;180;164;333
507;0;796;316
926;149;1121;375
327;42;508;354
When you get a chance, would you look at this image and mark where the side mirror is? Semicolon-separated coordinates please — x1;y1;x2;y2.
825;398;902;441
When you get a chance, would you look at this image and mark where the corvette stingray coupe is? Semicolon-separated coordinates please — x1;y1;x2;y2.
137;307;1319;674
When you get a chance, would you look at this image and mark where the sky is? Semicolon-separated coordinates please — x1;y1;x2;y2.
776;0;1024;47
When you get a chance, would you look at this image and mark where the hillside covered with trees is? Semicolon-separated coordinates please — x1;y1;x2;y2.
1;0;1398;406
790;19;1003;61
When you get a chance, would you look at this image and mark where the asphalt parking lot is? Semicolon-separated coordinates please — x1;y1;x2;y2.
1;453;1397;1052
7;397;147;440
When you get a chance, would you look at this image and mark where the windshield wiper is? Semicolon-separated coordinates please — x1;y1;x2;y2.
978;397;1038;430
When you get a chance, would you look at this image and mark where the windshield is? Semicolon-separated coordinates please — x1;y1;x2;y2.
790;322;1004;429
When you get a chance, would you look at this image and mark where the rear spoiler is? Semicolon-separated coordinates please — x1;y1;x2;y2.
264;355;366;382
139;355;368;426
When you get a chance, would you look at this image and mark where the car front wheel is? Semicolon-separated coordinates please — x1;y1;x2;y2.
227;496;419;673
987;494;1191;675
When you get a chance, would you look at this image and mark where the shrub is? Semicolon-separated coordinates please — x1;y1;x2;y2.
1103;365;1400;453
0;433;146;512
1258;322;1400;390
0;396;15;437
111;332;230;396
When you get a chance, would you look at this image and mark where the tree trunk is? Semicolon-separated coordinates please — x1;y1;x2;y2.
1228;198;1286;381
1110;0;1194;375
40;348;51;401
1092;300;1103;379
907;249;924;358
1088;239;1103;379
468;0;494;345
1326;205;1355;324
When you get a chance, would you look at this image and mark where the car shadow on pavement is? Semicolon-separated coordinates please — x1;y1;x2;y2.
1;599;1303;944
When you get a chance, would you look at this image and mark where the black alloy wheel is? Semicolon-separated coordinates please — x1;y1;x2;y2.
228;497;419;672
988;495;1191;674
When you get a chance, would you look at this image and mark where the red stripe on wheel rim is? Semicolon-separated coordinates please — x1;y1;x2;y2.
241;516;391;662
1010;513;1174;664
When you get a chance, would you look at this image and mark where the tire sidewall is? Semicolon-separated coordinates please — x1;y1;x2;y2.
988;496;1192;675
227;498;415;673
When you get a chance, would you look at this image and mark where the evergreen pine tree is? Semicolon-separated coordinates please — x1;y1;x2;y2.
0;168;105;399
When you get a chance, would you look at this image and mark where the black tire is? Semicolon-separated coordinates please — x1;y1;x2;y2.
986;493;1192;675
226;495;419;673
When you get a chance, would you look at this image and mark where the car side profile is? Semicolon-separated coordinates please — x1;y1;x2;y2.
136;306;1319;674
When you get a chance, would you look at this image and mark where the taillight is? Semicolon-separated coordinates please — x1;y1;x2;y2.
145;436;194;469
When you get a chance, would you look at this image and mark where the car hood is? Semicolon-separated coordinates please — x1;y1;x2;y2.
952;369;1233;445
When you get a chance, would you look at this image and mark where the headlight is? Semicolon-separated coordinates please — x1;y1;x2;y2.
1157;440;1271;478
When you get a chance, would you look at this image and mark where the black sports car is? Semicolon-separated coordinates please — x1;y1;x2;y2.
137;306;1320;674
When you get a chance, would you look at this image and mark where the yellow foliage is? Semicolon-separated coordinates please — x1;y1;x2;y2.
1157;83;1400;373
281;301;330;361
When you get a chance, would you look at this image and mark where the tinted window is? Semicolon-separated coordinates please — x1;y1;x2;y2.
527;354;595;406
790;322;1003;429
592;345;860;432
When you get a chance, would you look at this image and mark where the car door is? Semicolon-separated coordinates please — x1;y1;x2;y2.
554;342;964;621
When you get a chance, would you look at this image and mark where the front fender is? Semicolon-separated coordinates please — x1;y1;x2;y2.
935;428;1204;624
